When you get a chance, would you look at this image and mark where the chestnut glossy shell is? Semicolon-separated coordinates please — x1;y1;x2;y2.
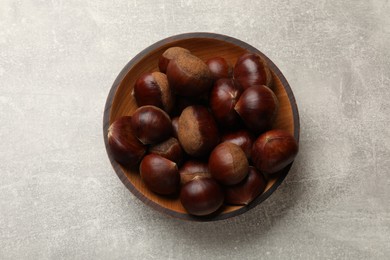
206;57;233;79
107;116;146;167
234;85;279;134
103;33;299;221
252;129;299;174
209;143;249;185
130;105;172;144
209;78;242;127
234;53;272;89
180;178;224;216
140;154;180;195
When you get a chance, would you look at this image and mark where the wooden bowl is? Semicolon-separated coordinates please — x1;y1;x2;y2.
103;33;299;221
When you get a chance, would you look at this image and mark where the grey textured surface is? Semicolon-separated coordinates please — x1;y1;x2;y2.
1;0;389;259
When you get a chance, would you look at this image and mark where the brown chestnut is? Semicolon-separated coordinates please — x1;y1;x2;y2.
234;85;279;134
131;105;172;144
209;143;249;185
233;53;272;89
180;177;224;216
179;160;211;185
140;154;179;195
171;117;179;139
158;47;191;73
252;129;299;174
206;57;233;79
167;53;213;96
224;166;267;205
149;137;184;165
107;116;146;167
178;105;220;157
132;72;175;113
221;129;255;159
209;78;242;127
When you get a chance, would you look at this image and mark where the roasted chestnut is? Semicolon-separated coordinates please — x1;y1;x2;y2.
179;160;210;185
140;154;180;195
209;78;242;127
131;105;172;144
178;105;220;157
206;57;232;79
209;143;249;185
180;177;224;216
166;53;213;96
107;116;147;167
234;85;279;134
251;129;298;174
221;129;255;159
224;167;267;205
233;53;272;89
158;47;191;73
149;137;184;165
132;72;175;113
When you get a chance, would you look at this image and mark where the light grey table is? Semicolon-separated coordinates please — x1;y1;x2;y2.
1;1;389;259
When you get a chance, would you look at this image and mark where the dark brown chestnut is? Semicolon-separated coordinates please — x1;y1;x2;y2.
252;129;299;174
171;117;179;139
209;78;242;127
233;53;272;89
224;166;267;205
131;105;172;144
132;72;175;113
206;57;233;79
178;105;220;157
180;177;224;216
166;53;213;96
149;137;184;165
234;85;279;134
107;116;147;167
158;47;191;73
179;160;211;185
209;143;249;185
140;154;179;195
221;129;255;159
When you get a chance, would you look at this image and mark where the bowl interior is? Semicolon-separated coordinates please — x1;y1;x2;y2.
104;34;298;221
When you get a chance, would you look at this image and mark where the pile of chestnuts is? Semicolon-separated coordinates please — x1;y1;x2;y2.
108;47;299;217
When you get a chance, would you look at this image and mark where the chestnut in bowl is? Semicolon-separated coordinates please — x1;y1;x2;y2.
178;105;219;157
103;33;299;221
234;53;272;89
180;177;224;216
107;116;146;167
209;78;242;127
209;142;249;186
132;72;175;113
131;105;172;144
252;129;299;174
158;47;190;73
140;154;180;195
206;57;233;79
234;85;279;134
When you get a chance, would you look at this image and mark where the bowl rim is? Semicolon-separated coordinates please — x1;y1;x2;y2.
103;32;300;221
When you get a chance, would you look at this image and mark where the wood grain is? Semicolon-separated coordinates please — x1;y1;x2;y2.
103;33;300;221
